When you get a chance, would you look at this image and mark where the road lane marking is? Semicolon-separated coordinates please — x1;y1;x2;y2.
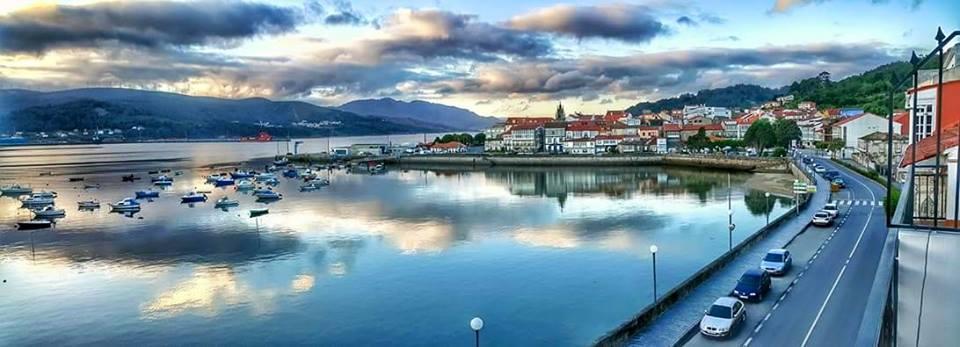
744;337;753;347
754;324;763;333
800;163;877;347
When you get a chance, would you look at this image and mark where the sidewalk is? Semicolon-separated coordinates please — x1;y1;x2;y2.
627;166;830;346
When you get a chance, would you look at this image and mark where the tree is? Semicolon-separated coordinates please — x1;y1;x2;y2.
474;132;486;145
772;118;802;148
743;119;776;154
687;127;711;149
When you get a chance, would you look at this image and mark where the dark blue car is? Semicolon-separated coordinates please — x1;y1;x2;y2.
732;268;771;302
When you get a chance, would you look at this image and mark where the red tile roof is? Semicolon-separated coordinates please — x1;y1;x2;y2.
595;135;625;140
662;124;681;132
831;114;866;128
431;141;466;149
505;117;553;125
567;121;602;131
510;123;543;130
901;128;960;167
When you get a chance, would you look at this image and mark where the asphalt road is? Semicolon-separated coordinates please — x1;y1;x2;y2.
685;154;888;347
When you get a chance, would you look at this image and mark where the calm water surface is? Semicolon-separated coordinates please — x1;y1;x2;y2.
0;140;794;346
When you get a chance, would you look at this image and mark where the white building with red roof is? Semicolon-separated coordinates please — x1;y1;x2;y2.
831;113;901;158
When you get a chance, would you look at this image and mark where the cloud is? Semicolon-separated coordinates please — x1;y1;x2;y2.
413;43;897;100
599;98;614;105
0;1;303;54
506;4;667;43
771;0;923;13
323;0;367;26
676;16;698;26
317;9;552;64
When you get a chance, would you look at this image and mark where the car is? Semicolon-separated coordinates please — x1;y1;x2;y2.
822;203;839;218
814;165;826;173
732;268;772;302
823;170;840;180
761;249;793;275
802;157;814;164
812;210;834;226
700;297;747;338
832;177;846;188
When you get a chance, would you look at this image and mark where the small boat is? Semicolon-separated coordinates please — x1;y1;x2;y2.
0;184;33;195
260;177;279;185
230;171;255;179
214;177;236;186
78;200;101;209
33;206;66;218
206;174;222;182
154;180;173;187
235;180;255;191
68;177;85;182
255;191;282;201
122;174;141;182
109;198;141;212
300;184;319;192
135;189;160;199
283;169;298;178
21;196;55;206
31;191;57;199
17;220;53;230
214;197;240;208
255;173;277;181
174;171;184;176
84;183;101;189
180;192;208;203
151;175;173;182
249;208;269;217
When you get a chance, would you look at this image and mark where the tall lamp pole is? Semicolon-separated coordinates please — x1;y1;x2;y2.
470;317;484;347
650;245;659;302
765;192;771;226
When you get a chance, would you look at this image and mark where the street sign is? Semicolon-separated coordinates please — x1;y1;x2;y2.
793;180;808;194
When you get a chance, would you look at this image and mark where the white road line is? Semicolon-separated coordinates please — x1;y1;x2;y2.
800;162;877;347
773;303;780;310
754;324;763;333
744;337;753;347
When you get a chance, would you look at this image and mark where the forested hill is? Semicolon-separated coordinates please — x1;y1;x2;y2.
626;84;784;114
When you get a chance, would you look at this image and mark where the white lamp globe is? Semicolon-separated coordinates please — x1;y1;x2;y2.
470;317;484;331
649;245;658;254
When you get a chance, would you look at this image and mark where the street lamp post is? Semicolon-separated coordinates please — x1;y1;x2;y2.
650;245;659;302
764;192;771;226
728;210;735;250
470;317;484;347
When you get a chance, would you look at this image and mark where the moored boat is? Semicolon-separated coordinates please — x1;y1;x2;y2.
231;170;255;179
249;208;269;217
214;197;240;208
206;174;222;182
20;195;55;206
78;200;101;209
1;184;33;195
17;220;53;230
109;198;141;212
180;192;208;203
255;173;277;181
151;175;173;182
255;191;282;201
135;189;160;199
33;206;66;218
68;177;85;182
31;191;57;199
235;180;255;191
215;177;236;186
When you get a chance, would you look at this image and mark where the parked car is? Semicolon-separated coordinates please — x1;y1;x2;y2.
814;165;826;173
732;268;772;302
812;210;834;226
761;249;793;275
700;297;747;338
802;157;814;164
822;203;839;218
823;171;840;180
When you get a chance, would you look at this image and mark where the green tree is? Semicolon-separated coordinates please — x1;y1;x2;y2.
772;118;802;148
744;119;776;154
687;127;711;149
474;132;486;145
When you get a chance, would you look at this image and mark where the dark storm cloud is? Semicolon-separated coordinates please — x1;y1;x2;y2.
418;43;897;98
506;4;667;43
322;0;367;26
0;0;301;53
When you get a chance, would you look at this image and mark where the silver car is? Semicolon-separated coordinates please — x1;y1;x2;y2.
812;211;833;226
822;203;839;218
761;249;792;275
700;297;746;338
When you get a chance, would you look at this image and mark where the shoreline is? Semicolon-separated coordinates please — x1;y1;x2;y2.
0;130;464;148
380;154;791;173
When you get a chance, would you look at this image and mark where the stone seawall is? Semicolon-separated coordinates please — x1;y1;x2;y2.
386;154;788;173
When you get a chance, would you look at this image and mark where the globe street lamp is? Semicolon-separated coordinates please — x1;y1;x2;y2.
764;192;771;226
470;317;484;347
650;245;659;302
728;209;735;250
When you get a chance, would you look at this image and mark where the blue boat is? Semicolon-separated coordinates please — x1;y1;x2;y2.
180;192;208;203
214;177;235;186
135;190;160;199
283;169;298;178
230;171;255;179
254;191;282;201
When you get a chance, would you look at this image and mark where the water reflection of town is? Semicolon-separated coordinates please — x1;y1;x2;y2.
406;164;755;207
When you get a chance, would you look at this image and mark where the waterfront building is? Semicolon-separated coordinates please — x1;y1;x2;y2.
430;141;467;153
565;121;602;140
349;143;389;156
594;135;624;153
485;123;508;140
544;121;566;153
831;113;901;158
484;136;504;152
680;123;724;142
563;138;596;155
505;123;544;153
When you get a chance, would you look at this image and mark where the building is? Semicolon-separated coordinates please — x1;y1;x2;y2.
485;123;508;140
617;137;658;153
504;123;544;153
484;136;504;152
776;95;795;103
564;138;596;155
349;143;388;156
566;121;602;140
635;126;659;139
662;123;682;150
430;141;467;153
798;101;817;111
853;132;907;176
594;135;624;153
544;122;566;153
831;113;902;158
839;107;865;117
683;105;732;119
685;115;714;126
680;123;724;142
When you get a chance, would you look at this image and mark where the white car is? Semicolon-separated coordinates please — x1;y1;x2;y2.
822;203;839;218
700;297;746;338
812;211;834;226
761;249;793;275
814;165;826;173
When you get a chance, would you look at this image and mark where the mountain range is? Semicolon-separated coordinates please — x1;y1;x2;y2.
339;98;498;130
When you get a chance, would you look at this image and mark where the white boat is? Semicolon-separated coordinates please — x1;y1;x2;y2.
206;174;222;182
255;191;282;200
32;191;57;198
235;180;255;191
109;198;141;212
299;184;319;192
151;175;173;182
214;197;240;208
255;173;277;181
261;177;279;185
154;180;173;187
78;200;101;209
21;196;55;206
33;206;66;218
1;184;33;195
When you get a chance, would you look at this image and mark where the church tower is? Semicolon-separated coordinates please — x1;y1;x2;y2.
555;102;565;121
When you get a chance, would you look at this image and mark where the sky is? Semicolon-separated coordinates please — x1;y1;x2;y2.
0;0;957;117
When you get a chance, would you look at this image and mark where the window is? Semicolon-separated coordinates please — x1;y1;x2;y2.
764;253;784;262
708;305;733;319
